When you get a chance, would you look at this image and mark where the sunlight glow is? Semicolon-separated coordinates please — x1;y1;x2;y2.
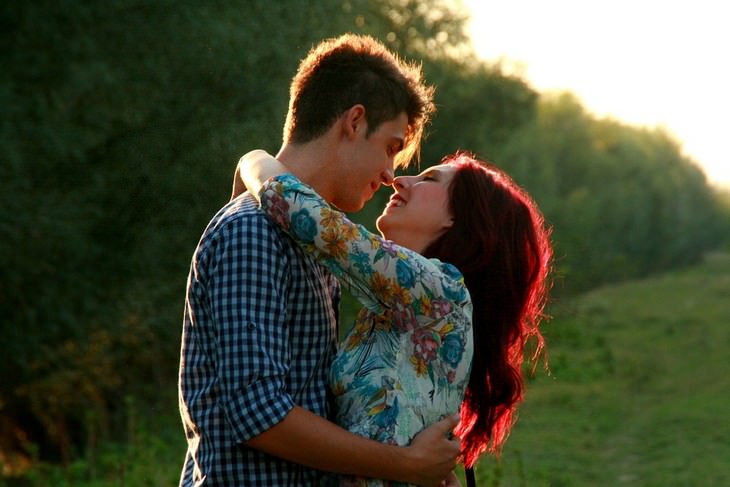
462;0;730;187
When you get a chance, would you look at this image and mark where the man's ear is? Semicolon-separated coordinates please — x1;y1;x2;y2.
342;104;367;139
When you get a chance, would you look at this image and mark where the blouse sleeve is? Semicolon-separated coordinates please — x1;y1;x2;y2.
258;174;469;317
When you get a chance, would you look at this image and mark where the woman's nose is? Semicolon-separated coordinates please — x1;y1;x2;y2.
392;176;405;190
393;175;415;190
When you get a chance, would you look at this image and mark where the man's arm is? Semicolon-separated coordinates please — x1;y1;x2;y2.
246;406;461;487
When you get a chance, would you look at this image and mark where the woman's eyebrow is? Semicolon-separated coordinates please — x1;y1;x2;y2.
421;168;441;178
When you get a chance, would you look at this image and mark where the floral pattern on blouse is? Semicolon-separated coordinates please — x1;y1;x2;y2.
259;174;474;487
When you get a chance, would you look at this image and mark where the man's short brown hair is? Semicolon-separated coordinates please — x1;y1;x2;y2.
284;34;435;167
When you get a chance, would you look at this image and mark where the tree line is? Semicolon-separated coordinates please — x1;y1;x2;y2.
1;0;728;472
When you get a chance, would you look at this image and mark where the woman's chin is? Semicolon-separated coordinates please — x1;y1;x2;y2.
375;214;392;237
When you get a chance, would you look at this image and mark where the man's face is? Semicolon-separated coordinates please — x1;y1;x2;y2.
331;112;408;212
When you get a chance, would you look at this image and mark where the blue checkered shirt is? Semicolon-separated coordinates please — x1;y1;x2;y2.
178;194;340;486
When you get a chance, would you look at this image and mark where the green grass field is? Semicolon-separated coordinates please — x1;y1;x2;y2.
8;252;730;486
467;251;730;487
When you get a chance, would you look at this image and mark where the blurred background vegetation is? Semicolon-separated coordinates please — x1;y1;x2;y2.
2;0;729;485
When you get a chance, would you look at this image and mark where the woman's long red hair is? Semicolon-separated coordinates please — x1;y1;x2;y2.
422;153;553;467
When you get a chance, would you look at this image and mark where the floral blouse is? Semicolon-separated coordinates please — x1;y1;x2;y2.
259;174;474;486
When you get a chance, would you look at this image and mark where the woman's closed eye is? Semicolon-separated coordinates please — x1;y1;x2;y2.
388;141;404;157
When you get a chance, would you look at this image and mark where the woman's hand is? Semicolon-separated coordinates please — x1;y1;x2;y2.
230;149;289;202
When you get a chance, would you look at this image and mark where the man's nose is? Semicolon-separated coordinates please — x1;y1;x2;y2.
381;167;395;186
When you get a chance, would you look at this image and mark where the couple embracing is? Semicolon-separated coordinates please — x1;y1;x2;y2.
178;34;552;487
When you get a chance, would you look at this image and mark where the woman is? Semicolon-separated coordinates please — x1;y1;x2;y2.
237;150;552;486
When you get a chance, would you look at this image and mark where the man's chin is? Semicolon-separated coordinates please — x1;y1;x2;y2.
343;197;369;213
332;200;361;213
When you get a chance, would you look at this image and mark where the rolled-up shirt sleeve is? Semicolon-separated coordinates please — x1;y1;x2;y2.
206;213;295;442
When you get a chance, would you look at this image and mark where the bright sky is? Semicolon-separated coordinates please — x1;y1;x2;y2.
462;0;730;188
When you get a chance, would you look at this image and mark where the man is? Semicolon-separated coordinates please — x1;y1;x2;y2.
179;34;460;486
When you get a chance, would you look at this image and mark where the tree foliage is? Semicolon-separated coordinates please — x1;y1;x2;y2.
493;93;726;291
1;0;727;473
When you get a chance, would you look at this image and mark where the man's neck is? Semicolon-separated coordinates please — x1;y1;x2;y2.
275;139;339;203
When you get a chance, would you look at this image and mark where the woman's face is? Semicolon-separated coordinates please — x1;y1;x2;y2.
376;163;457;253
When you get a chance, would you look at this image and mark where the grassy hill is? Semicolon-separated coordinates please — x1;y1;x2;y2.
8;253;729;486
469;251;730;486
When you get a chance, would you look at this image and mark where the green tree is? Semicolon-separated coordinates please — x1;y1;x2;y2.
0;0;359;463
495;93;726;292
0;0;489;468
2;0;727;475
